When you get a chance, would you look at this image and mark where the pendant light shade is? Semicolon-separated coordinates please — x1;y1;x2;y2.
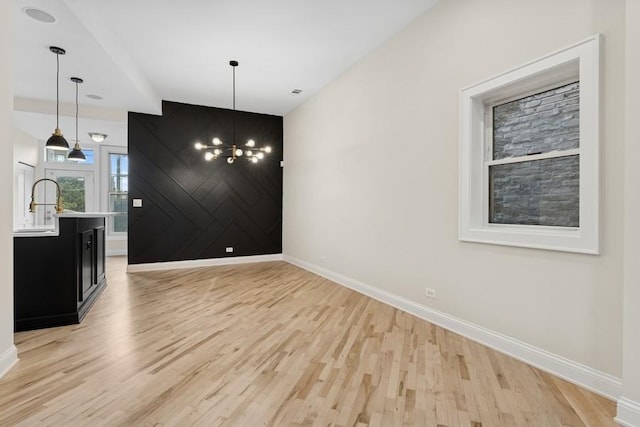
46;46;70;151
68;77;86;162
67;145;86;161
46;131;69;151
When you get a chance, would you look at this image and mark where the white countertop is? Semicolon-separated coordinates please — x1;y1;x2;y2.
14;212;114;237
57;212;115;218
13;226;59;238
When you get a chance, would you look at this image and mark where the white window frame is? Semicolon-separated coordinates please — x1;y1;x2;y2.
459;35;601;254
100;145;128;239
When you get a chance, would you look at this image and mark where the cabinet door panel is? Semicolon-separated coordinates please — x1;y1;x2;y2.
80;229;94;302
94;226;105;285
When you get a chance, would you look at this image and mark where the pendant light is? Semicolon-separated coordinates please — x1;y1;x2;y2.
46;46;70;151
68;77;86;162
194;60;271;163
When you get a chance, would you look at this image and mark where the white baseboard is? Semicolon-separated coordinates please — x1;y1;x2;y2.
616;398;640;427
127;254;284;273
283;254;622;401
0;345;18;379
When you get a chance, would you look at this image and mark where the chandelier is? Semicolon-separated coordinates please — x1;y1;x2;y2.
195;60;271;164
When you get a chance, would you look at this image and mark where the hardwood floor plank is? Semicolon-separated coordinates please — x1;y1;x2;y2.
0;257;617;426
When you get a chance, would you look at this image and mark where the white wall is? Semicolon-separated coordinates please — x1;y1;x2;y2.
283;0;625;385
13;127;39;167
617;0;640;424
0;0;18;377
13;127;39;228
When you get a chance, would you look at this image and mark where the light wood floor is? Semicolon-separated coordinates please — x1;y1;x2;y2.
0;257;616;426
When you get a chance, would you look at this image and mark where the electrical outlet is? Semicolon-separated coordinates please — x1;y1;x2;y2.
225;247;233;253
425;288;436;299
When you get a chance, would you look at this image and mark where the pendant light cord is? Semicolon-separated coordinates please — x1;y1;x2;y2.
232;62;236;147
56;52;60;129
75;80;78;143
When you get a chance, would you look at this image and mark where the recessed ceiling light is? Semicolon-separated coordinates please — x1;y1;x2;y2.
291;89;303;94
86;94;103;100
22;7;56;24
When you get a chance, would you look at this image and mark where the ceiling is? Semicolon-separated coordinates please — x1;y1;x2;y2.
13;0;439;121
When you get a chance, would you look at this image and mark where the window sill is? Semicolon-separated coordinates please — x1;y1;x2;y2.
459;225;597;255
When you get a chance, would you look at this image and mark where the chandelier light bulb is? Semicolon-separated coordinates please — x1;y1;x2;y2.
227;157;234;164
213;137;222;145
214;148;222;155
246;139;255;147
256;152;264;159
195;142;204;150
245;150;253;157
251;157;258;163
204;152;214;161
264;146;272;153
235;148;243;156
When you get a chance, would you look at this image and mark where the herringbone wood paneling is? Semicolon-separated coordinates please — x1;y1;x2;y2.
128;101;283;264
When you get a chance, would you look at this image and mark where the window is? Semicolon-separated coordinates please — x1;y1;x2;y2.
47;148;95;164
57;176;87;211
459;35;600;254
108;153;128;234
99;145;128;238
489;82;580;227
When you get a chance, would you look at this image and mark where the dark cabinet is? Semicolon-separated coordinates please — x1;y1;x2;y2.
14;216;108;331
79;225;105;302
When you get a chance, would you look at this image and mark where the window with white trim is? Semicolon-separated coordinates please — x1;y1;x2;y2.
108;153;128;233
100;145;128;237
459;36;600;254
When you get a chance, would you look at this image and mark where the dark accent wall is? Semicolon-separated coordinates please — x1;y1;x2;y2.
128;100;283;264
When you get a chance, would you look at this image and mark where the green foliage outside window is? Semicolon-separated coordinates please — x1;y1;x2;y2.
57;177;85;212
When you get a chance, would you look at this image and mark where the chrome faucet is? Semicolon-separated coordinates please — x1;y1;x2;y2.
29;178;64;214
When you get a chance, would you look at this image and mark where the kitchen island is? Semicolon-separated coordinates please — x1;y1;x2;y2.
14;213;110;331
